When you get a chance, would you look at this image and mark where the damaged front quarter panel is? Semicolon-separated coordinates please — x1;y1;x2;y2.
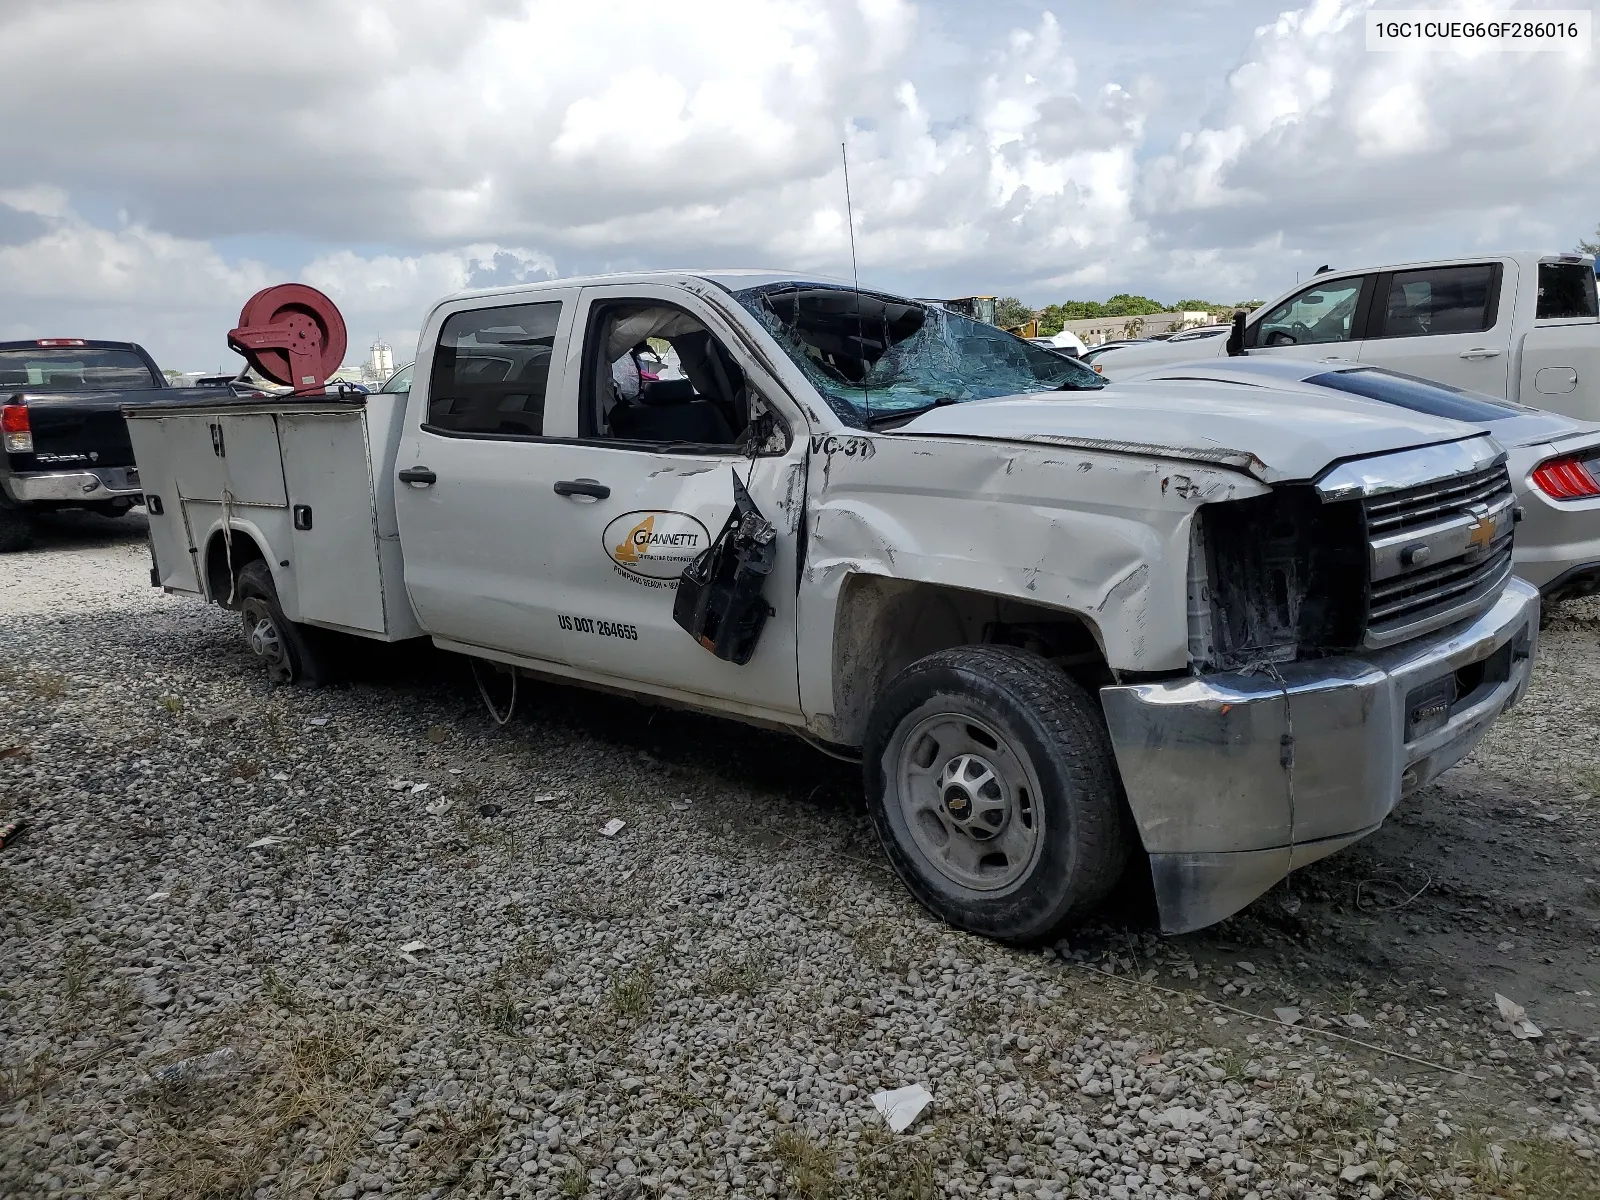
794;430;1268;736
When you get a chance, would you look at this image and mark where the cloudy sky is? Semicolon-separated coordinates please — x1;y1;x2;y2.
1;0;1595;370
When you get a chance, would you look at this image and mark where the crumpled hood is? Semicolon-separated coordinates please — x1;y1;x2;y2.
896;378;1488;483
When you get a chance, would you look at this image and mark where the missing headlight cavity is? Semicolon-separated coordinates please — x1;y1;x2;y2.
1197;486;1366;671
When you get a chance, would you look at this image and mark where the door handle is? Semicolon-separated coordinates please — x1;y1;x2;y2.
554;478;610;500
1459;348;1502;360
398;466;437;485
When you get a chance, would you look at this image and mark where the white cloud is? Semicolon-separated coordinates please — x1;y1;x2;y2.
0;0;1595;364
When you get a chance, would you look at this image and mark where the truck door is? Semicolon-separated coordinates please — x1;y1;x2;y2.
391;287;585;659
515;282;806;717
1245;274;1371;364
1357;261;1515;395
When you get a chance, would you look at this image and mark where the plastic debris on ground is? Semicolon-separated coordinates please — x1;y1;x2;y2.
533;793;554;804
246;836;286;849
871;1083;933;1133
601;817;627;837
271;772;290;782
399;940;429;963
306;716;329;726
1495;992;1543;1039
146;1047;239;1087
1342;1013;1370;1029
479;802;503;817
147;891;169;901
425;797;452;817
671;798;692;812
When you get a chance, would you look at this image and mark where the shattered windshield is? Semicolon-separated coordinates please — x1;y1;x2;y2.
733;282;1105;428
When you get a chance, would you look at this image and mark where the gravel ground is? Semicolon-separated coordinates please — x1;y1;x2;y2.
2;511;1598;1200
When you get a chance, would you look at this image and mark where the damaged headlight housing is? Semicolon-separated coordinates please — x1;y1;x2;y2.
1188;486;1368;672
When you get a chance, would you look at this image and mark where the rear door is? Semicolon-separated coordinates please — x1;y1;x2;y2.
1245;274;1372;364
1516;259;1600;422
1358;260;1515;395
391;288;583;660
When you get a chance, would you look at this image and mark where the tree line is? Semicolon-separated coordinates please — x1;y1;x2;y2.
994;294;1258;336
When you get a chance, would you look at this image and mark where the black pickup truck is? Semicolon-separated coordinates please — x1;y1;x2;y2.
0;339;192;551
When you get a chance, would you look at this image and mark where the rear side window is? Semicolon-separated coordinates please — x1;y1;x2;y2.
0;347;159;391
425;302;560;437
1307;367;1520;422
1374;264;1496;338
1537;262;1599;320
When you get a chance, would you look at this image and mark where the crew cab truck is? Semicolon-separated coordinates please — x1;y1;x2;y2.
1093;252;1599;416
0;338;180;550
125;271;1540;939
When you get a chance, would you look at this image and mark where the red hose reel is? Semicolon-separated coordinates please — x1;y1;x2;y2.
226;284;348;394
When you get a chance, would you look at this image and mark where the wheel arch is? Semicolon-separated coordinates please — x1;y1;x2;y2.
825;573;1111;749
201;521;273;609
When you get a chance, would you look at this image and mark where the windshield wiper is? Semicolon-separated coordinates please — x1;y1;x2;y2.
863;396;960;429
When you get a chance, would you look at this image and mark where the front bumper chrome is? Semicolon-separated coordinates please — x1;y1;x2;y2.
1101;578;1540;933
2;466;142;504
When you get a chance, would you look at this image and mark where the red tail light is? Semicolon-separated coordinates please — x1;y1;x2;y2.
35;338;86;347
1;401;31;454
1531;453;1600;501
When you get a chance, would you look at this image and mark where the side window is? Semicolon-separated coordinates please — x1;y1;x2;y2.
425;302;560;437
579;301;749;449
381;363;413;394
1373;264;1496;339
1253;279;1364;346
1537;262;1599;320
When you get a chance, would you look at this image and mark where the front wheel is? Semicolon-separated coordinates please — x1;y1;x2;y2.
236;560;332;686
863;645;1130;943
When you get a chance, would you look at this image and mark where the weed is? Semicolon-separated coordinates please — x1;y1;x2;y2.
28;671;67;702
704;947;775;997
853;1125;938;1200
609;965;657;1021
262;966;300;1011
60;944;91;1005
560;1166;589;1196
228;755;261;779
1452;1134;1600;1199
158;694;183;714
0;1051;56;1103
773;1128;840;1199
417;1097;498;1176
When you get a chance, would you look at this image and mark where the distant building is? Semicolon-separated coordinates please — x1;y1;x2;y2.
367;338;394;382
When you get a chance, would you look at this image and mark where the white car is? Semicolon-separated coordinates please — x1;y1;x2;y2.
1090;252;1600;423
1119;357;1600;603
126;269;1538;938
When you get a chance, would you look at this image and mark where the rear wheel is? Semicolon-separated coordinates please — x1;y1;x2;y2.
236;560;332;686
0;502;34;553
863;645;1130;943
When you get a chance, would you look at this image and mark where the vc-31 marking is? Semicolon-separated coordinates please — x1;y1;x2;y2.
808;434;875;459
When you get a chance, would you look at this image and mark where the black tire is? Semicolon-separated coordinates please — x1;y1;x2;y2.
235;560;332;687
0;502;34;553
863;645;1130;944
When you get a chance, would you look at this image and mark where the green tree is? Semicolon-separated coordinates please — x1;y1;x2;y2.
994;296;1036;328
1168;298;1227;313
1100;293;1166;317
1578;224;1600;255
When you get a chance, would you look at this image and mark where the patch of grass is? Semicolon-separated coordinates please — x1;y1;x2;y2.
609;965;657;1022
773;1128;840;1199
1451;1134;1600;1200
228;755;261;779
145;1012;394;1200
28;671;68;702
852;1125;938;1200
703;947;774;997
0;1050;56;1103
560;1166;589;1196
477;935;552;1037
261;966;301;1011
158;694;184;714
416;1097;498;1178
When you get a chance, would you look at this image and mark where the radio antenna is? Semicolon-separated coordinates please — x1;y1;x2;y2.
841;139;869;425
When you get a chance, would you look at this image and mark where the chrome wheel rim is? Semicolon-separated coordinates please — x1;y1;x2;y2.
890;704;1044;893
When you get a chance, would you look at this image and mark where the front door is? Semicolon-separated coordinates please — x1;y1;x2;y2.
523;283;806;716
1247;274;1370;364
1358;261;1514;395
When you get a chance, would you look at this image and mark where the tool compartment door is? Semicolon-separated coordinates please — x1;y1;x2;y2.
125;415;202;592
279;409;388;635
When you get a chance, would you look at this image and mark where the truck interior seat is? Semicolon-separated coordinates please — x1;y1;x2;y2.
609;377;734;444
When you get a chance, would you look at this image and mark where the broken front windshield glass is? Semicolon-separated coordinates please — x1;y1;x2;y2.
733;283;1105;428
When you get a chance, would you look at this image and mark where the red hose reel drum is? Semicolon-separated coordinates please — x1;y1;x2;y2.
226;284;348;393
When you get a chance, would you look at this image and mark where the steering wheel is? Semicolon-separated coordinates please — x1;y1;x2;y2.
1264;321;1313;347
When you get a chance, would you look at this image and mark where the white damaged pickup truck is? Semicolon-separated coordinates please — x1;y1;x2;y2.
125;272;1540;940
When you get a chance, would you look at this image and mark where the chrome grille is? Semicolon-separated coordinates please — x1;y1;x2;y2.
1362;462;1516;647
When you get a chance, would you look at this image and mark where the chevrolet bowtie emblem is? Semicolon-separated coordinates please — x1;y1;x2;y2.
1466;513;1495;550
